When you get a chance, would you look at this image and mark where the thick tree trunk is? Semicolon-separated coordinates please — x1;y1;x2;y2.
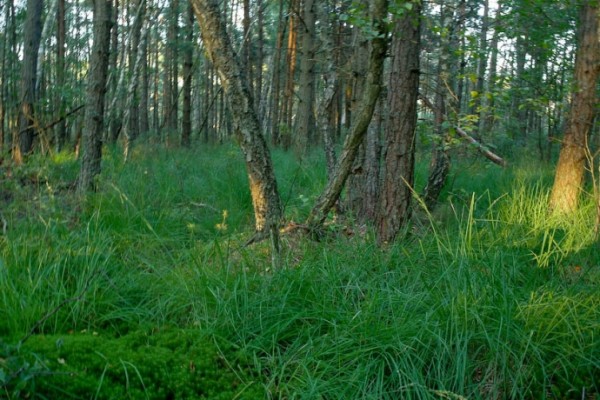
78;0;112;192
376;2;421;244
306;0;388;231
16;0;43;160
190;0;283;242
549;1;600;213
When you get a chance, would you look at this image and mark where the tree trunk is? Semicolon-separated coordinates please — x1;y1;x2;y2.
281;0;298;148
376;2;421;244
306;0;388;231
549;1;600;213
55;0;67;151
190;0;283;245
269;1;286;145
294;0;316;155
16;0;43;160
181;2;194;147
78;0;112;192
422;1;454;211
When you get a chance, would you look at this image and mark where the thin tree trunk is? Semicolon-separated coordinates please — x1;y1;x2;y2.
422;1;453;211
270;1;285;145
55;0;67;150
125;0;145;148
181;2;194;147
294;0;316;155
281;0;298;148
139;2;150;136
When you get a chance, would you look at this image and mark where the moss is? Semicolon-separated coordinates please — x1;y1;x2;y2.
19;328;264;399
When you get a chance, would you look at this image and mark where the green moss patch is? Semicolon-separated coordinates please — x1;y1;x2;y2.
16;329;264;399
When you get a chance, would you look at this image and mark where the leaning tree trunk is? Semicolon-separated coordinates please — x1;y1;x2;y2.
376;1;422;244
306;0;388;231
190;0;283;250
78;0;112;192
549;1;600;214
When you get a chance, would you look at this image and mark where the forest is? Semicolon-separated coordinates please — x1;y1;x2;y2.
1;0;599;398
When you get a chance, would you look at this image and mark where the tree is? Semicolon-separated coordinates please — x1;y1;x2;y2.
549;0;599;214
181;2;194;147
377;1;422;244
294;0;316;155
78;0;112;192
190;0;283;251
16;0;44;161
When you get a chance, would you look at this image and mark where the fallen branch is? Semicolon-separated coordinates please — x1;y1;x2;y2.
419;93;507;167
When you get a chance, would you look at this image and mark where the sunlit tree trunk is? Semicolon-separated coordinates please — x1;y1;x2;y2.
377;1;421;244
78;0;112;192
190;0;283;246
549;1;600;213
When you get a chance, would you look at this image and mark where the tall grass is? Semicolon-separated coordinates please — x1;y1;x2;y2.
1;145;598;398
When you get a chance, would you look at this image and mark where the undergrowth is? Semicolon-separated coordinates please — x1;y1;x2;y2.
1;144;598;399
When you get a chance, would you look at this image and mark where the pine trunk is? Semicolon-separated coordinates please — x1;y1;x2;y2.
16;0;43;160
78;0;112;192
377;2;421;244
549;1;600;213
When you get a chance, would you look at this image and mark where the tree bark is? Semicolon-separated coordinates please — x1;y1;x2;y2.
190;0;283;242
376;2;422;244
55;0;67;151
16;0;43;160
294;0;316;155
549;1;600;213
78;0;112;192
181;2;194;147
269;1;286;145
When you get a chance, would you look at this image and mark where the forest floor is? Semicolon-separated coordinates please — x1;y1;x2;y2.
1;144;599;399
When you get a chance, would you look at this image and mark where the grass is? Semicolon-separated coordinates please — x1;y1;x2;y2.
1;143;599;399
